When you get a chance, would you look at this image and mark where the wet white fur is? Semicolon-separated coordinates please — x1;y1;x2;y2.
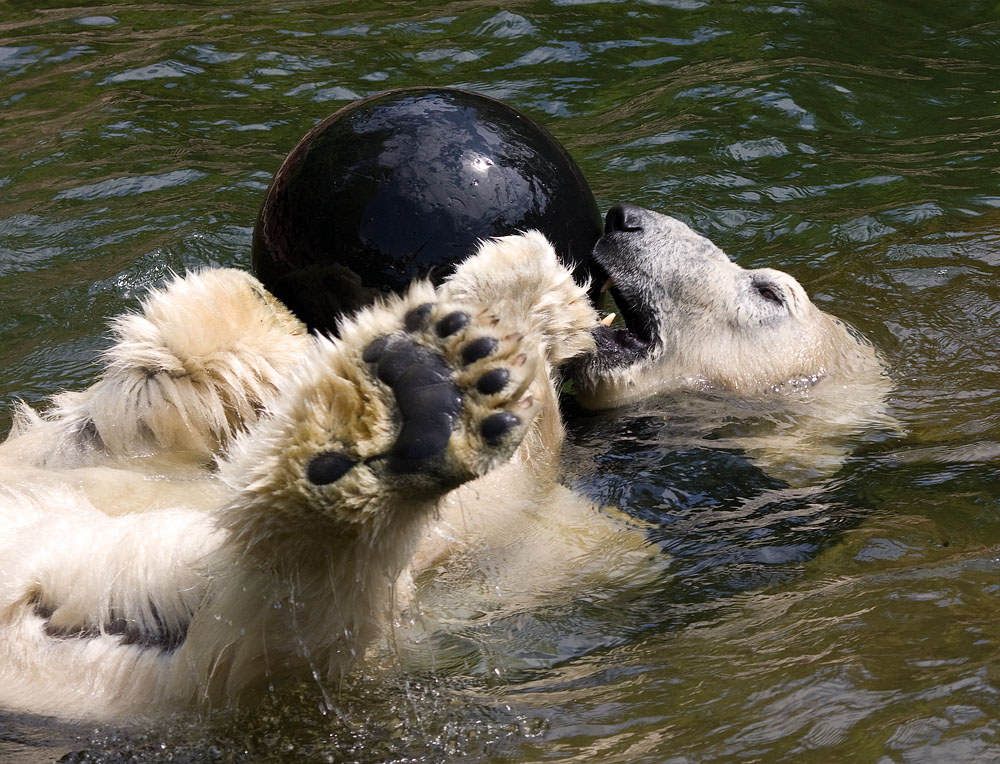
8;268;311;468
574;208;894;482
0;232;628;721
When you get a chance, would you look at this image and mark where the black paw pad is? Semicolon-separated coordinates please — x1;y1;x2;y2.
388;419;453;473
436;311;469;337
368;336;427;386
362;337;388;364
360;333;464;475
461;337;498;365
387;352;462;472
476;368;509;395
404;303;433;332
307;451;357;485
481;411;520;446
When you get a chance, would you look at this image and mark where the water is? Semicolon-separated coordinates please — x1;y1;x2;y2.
2;1;1000;761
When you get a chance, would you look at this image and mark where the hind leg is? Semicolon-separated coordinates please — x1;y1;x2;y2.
16;269;309;469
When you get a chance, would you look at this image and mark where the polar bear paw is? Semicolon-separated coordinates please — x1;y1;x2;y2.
317;294;544;498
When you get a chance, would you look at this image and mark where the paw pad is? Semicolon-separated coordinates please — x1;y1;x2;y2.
307;451;357;485
361;337;387;363
365;336;447;388
360;333;463;475
345;298;539;491
475;368;509;395
461;336;498;365
404;303;433;332
480;411;520;446
435;311;469;337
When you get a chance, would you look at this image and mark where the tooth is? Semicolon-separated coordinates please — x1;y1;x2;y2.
600;277;614;294
600;312;616;327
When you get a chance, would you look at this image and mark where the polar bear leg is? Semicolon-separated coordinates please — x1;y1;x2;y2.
225;288;546;507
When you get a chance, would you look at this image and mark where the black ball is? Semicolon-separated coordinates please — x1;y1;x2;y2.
252;87;602;333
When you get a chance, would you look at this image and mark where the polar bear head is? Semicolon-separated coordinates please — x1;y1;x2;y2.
572;204;885;408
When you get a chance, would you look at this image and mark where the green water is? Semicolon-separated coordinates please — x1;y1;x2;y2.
2;1;1000;761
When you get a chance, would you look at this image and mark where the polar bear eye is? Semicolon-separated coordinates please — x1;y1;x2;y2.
754;282;784;307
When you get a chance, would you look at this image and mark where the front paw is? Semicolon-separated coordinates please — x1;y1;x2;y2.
309;291;543;496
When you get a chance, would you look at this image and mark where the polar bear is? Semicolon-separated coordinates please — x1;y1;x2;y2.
0;210;891;719
0;232;622;721
570;204;893;481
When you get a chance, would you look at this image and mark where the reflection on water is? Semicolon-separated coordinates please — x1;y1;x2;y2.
2;0;1000;761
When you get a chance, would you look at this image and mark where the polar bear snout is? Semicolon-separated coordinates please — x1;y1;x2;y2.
604;203;647;234
570;204;666;380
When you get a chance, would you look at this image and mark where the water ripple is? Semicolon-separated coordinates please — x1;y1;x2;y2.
53;169;208;200
100;59;204;84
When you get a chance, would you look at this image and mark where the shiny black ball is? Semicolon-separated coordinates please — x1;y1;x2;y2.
252;87;602;333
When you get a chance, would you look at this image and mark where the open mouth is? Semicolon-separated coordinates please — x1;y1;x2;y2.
587;258;656;370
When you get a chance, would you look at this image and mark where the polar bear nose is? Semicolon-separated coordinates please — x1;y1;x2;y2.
605;204;646;234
